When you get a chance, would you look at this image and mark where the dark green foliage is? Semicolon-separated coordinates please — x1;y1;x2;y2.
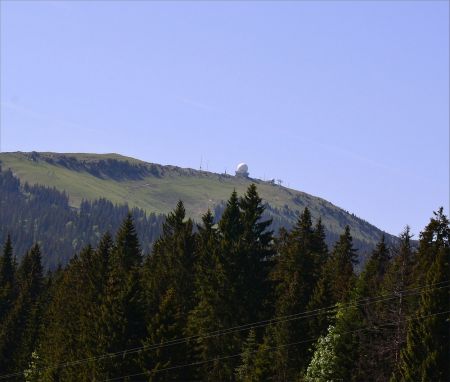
39;236;113;380
327;225;358;303
0;167;164;269
235;328;258;382
397;246;450;381
141;201;196;380
239;184;274;321
359;235;390;293
99;216;145;380
312;217;329;274
0;188;448;382
414;207;449;285
264;207;327;379
0;235;16;324
0;244;44;375
381;226;416;376
396;209;450;382
306;225;356;341
332;236;393;382
306;267;335;339
186;210;232;380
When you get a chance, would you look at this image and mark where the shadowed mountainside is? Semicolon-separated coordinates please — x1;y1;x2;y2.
0;151;398;267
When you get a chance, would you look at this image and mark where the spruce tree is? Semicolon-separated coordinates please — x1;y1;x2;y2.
186;210;231;381
0;234;16;324
141;201;196;380
397;209;450;381
340;235;392;381
185;192;244;381
239;184;274;322
219;190;243;244
397;246;449;381
328;225;357;303
306;266;335;340
381;226;415;378
266;208;318;379
40;248;94;381
235;328;258;382
414;207;449;285
357;235;390;298
0;244;43;374
306;225;357;344
40;235;113;381
79;235;113;378
311;217;329;276
99;215;145;380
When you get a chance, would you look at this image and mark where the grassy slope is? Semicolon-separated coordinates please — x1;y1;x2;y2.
0;152;393;250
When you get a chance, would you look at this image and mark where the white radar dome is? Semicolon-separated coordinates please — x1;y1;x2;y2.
235;163;249;178
236;163;248;173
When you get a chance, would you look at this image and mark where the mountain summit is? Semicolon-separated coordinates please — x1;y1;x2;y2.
0;151;396;266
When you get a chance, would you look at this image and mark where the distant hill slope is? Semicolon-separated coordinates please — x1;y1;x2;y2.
0;151;397;264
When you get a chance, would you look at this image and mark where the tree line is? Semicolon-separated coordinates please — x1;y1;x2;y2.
0;166;164;268
0;184;448;381
1;163;394;270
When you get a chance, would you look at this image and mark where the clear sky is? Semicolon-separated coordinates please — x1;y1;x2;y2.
1;0;449;237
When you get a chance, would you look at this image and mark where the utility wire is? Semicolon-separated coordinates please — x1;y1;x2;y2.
104;309;450;381
0;281;448;380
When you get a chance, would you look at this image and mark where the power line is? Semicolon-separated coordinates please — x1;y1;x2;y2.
104;309;450;382
0;281;448;380
1;281;448;380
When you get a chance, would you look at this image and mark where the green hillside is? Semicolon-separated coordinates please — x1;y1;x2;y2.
0;151;395;257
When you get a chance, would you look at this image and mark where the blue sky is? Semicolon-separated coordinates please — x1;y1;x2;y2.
1;0;449;236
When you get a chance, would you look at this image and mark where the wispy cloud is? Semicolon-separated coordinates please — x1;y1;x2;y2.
1;100;82;130
177;97;217;112
300;135;400;175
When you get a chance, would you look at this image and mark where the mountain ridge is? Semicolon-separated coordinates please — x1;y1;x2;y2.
0;151;398;265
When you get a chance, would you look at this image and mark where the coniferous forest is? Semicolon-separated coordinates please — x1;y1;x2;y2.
0;166;165;269
0;184;448;381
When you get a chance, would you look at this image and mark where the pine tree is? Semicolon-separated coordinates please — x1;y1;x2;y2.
39;234;114;381
266;208;318;379
99;215;145;380
235;328;258;382
306;267;335;340
414;207;449;285
251;328;277;381
306;225;357;344
397;246;449;381
381;226;416;379
343;235;392;381
355;235;391;304
185;191;244;381
79;234;113;378
0;234;16;324
328;225;357;303
239;184;274;322
219;190;243;244
142;201;196;380
311;217;329;276
0;244;43;373
186;210;231;381
397;209;450;381
39;255;81;381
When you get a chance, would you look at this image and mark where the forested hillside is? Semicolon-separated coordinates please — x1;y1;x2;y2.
0;152;399;267
0;166;164;268
0;185;448;381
